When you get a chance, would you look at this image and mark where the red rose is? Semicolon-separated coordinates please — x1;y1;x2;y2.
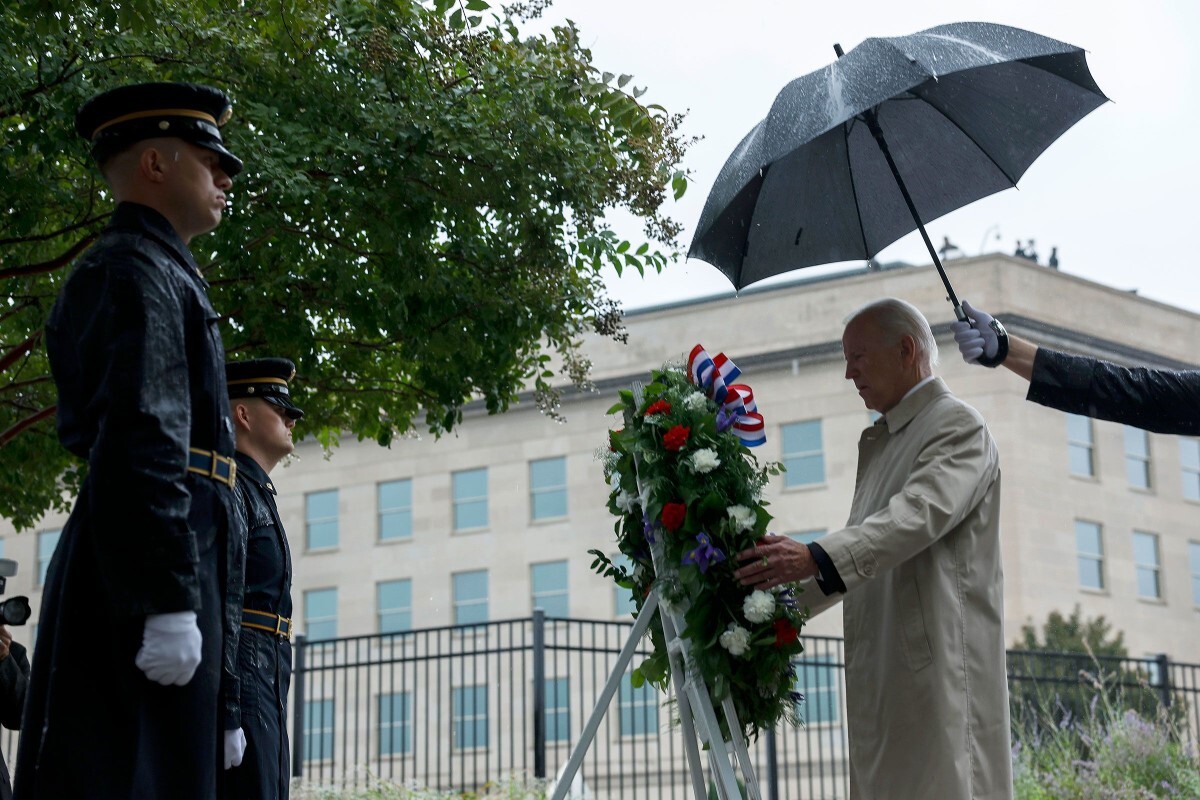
661;502;687;531
662;425;690;452
773;618;799;649
645;399;672;416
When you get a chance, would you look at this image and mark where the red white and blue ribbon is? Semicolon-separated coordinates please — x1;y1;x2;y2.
687;344;766;447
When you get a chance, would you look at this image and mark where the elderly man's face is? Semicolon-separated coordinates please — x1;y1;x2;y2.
842;313;915;414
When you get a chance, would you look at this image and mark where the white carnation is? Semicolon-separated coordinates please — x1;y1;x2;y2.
683;392;708;411
614;490;637;513
719;622;751;657
742;590;776;624
727;504;756;532
689;448;721;474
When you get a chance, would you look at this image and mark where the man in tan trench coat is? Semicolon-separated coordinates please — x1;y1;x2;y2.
736;297;1013;800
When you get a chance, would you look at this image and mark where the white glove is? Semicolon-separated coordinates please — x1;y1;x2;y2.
950;300;999;363
135;610;202;686
224;727;247;769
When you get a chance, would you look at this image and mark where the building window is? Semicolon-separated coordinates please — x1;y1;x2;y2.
452;468;488;531
1189;542;1200;607
530;457;568;521
545;677;570;742
304;699;335;762
377;579;412;634
612;553;637;617
619;674;658;736
1066;414;1095;477
531;561;569;617
37;529;60;587
794;657;841;724
788;529;827;546
1180;440;1200;501
304;588;338;640
453;570;488;626
306;490;339;550
378;692;413;756
378;479;413;541
452;685;488;749
781;420;824;487
1075;520;1104;591
1132;531;1162;600
1124;427;1152;490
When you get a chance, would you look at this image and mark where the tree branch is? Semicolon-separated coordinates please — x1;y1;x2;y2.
0;232;99;280
0;331;42;376
0;405;56;449
0;212;109;247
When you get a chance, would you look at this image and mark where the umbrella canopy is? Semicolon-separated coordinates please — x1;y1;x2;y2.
688;21;1108;295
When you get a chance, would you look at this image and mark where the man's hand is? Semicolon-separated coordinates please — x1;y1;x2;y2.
734;534;817;589
950;300;1000;363
224;728;247;769
135;611;202;686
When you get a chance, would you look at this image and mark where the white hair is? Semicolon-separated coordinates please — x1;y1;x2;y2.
844;298;939;368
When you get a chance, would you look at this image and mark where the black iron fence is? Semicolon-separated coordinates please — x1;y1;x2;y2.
290;613;848;798
288;614;1200;798
0;615;1195;798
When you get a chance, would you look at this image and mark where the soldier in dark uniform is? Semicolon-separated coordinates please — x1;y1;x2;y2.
16;82;244;800
0;625;29;800
223;358;303;800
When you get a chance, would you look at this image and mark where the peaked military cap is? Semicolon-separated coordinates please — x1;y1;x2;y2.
226;358;304;420
75;81;244;177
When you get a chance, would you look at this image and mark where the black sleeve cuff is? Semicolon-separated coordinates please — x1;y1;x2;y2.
807;542;847;596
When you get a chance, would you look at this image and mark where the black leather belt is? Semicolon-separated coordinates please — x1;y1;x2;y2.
187;448;237;488
242;608;291;639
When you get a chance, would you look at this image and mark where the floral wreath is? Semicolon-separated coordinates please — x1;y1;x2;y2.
591;344;807;740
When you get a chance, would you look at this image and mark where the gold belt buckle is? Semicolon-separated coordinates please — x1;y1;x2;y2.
276;615;291;640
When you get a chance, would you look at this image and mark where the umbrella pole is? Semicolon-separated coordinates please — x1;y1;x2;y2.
863;110;967;322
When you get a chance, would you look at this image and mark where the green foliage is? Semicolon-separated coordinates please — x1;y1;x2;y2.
1009;606;1182;736
594;360;802;741
292;774;548;799
0;0;691;529
1013;695;1200;799
1016;605;1127;657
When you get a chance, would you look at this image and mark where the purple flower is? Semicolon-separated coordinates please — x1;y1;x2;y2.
643;516;658;544
681;532;726;573
777;587;799;609
716;405;737;433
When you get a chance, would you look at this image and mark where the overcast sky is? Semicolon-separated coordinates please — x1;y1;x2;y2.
529;0;1200;318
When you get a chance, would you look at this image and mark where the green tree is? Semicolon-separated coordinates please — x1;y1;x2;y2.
1016;605;1127;657
0;0;691;529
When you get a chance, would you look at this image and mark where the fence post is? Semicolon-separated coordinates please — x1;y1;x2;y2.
1155;653;1172;709
292;633;307;778
765;726;779;800
533;609;547;779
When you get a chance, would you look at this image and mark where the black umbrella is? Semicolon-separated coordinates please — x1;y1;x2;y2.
688;21;1108;322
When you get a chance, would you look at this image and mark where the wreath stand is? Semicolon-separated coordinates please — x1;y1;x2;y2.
550;382;763;800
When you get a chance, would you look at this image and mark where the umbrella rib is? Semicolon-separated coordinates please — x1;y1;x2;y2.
840;118;872;260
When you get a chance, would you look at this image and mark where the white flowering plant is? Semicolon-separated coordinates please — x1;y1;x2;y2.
589;347;808;740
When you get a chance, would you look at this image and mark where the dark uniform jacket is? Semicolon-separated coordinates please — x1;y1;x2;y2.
0;641;29;800
1028;348;1200;436
224;451;293;800
16;202;236;800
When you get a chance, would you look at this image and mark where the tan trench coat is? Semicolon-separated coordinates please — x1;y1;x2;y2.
815;378;1013;800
